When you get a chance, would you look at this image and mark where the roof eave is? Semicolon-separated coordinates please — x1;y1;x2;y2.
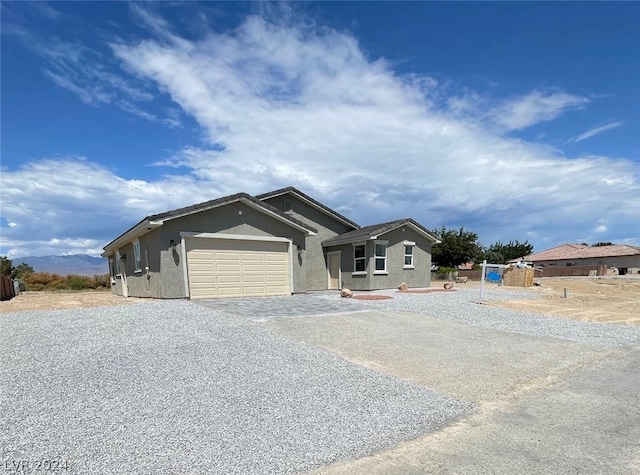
322;236;371;247
323;221;439;247
102;220;162;257
371;222;440;243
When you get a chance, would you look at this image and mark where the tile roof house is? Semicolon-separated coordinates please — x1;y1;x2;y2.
513;244;640;275
102;187;439;299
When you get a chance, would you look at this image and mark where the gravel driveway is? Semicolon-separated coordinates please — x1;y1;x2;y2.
314;288;640;346
1;301;471;474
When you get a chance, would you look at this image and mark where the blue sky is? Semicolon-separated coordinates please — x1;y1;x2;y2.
1;1;639;258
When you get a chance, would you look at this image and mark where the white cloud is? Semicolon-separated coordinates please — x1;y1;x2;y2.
2;9;639;257
570;121;624;143
3;19;177;126
594;224;608;233
487;90;589;132
0;157;215;256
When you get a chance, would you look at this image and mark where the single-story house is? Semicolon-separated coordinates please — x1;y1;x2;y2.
513;244;640;275
102;187;439;299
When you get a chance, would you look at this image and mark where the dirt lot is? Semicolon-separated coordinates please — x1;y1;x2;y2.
0;290;144;313
482;277;640;326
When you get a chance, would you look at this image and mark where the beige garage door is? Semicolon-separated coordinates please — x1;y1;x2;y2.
186;238;290;299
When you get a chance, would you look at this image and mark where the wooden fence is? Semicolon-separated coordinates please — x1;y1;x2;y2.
1;274;16;301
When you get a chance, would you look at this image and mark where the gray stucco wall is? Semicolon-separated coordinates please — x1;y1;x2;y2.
326;227;433;291
157;201;308;298
329;242;370;291
261;194;355;290
106;231;163;298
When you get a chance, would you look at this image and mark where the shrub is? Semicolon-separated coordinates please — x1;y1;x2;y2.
22;272;110;291
67;275;89;290
91;274;110;289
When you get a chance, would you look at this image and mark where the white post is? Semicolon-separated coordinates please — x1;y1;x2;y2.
480;259;487;300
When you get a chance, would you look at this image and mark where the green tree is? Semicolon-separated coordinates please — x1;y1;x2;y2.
477;248;505;265
13;262;34;279
1;256;15;277
431;227;483;268
481;240;534;264
592;242;613;247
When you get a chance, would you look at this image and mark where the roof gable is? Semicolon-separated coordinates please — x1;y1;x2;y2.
103;192;317;255
322;218;439;247
256;187;360;230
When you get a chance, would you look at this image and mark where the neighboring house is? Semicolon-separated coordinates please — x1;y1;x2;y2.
513;244;640;275
102;187;439;299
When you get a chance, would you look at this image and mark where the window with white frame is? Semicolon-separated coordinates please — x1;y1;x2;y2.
133;241;142;272
374;241;387;273
353;244;366;272
404;241;415;268
115;251;121;274
109;259;116;281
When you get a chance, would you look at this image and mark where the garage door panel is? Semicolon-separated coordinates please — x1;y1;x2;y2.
266;263;286;272
216;263;242;272
266;285;288;293
189;250;214;260
191;274;219;287
215;251;241;261
242;264;266;272
243;285;268;296
265;254;286;262
190;287;218;298
189;263;216;273
217;275;242;284
242;274;266;283
218;286;245;296
242;253;265;261
186;238;291;299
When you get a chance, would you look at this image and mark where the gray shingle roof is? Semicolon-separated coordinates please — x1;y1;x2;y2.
322;218;438;246
147;192;316;232
256;186;360;230
103;192;317;252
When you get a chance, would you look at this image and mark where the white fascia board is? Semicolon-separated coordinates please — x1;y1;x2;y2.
180;232;293;243
102;220;162;257
322;237;365;247
240;198;316;235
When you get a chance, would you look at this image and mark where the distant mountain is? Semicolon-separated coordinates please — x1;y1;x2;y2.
12;254;108;276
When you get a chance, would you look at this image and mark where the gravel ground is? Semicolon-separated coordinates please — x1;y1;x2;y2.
1;300;471;474
316;287;640;346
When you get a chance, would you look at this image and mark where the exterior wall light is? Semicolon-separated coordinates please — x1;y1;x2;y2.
170;239;177;251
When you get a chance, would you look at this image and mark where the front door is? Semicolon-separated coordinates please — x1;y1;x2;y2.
328;252;341;290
